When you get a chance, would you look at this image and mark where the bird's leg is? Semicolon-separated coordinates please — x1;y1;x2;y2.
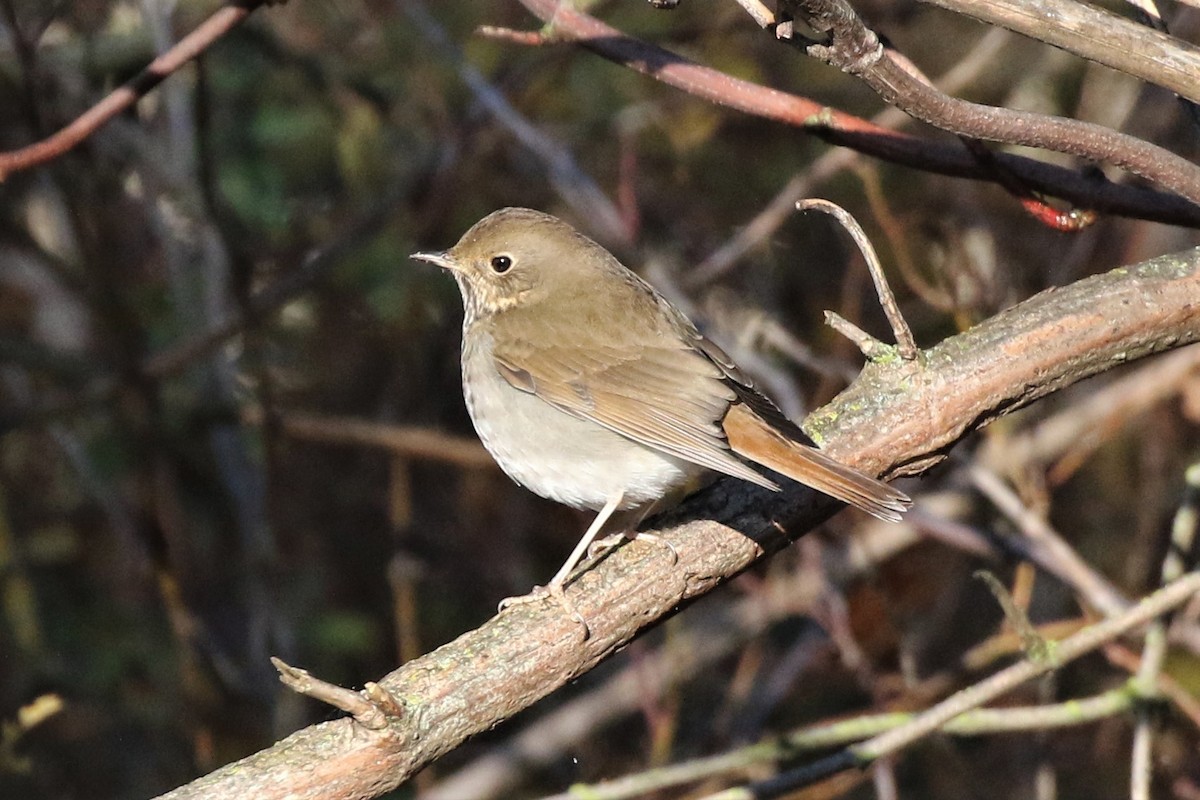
586;498;678;566
498;490;625;636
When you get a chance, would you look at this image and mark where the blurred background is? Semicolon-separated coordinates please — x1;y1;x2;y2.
1;1;1200;798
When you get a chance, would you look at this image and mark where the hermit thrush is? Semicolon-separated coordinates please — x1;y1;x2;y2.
414;208;909;619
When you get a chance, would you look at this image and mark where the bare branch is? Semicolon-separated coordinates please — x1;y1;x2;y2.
0;1;276;180
272;658;393;732
824;310;890;359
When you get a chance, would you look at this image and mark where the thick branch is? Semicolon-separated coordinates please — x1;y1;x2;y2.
782;0;1200;205
157;249;1200;799
919;0;1200;105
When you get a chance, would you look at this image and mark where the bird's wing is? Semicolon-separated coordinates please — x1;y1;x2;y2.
491;333;777;490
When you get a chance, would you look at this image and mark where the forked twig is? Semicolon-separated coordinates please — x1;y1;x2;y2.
799;199;918;360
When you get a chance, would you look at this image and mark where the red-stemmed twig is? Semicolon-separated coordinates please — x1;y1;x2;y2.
504;0;1200;226
0;0;277;181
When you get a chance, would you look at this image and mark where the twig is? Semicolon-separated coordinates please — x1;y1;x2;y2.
824;311;890;360
271;658;398;732
475;25;552;46
707;571;1200;799
872;757;899;800
398;0;628;245
974;571;1054;664
0;1;277;180
966;462;1129;618
729;0;775;27
799;199;918;360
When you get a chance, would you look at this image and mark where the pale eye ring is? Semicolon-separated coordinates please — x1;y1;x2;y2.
490;254;513;273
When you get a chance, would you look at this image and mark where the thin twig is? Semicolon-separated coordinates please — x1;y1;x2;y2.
398;0;629;245
967;462;1129;618
0;1;275;180
729;0;776;27
271;658;395;731
824;311;889;359
707;571;1200;799
798;199;918;359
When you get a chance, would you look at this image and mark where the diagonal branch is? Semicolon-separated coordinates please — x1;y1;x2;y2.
155;248;1200;800
509;0;1200;226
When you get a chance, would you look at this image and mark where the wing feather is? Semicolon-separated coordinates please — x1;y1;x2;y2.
491;338;777;490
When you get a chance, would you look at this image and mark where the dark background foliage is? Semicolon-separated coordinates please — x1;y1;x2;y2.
1;1;1199;798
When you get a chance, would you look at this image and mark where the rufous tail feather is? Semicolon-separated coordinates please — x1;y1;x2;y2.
723;403;911;522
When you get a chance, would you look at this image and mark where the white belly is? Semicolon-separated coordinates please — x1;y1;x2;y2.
461;331;702;511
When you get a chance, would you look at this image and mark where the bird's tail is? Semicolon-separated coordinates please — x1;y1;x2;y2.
723;402;911;522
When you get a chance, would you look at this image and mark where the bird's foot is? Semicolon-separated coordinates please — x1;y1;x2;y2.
498;582;590;639
586;531;678;565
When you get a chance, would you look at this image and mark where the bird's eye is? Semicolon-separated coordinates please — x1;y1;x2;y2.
490;254;513;274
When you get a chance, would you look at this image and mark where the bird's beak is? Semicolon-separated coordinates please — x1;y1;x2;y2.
411;250;458;271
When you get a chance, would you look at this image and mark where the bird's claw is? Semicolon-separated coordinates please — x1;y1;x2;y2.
498;583;590;639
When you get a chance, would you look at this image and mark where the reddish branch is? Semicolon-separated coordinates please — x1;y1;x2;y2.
506;0;1200;226
156;250;1200;799
0;1;273;181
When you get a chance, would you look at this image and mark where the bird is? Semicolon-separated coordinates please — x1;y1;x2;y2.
414;208;910;625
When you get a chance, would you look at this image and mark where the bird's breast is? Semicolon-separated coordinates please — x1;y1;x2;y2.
460;329;702;511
